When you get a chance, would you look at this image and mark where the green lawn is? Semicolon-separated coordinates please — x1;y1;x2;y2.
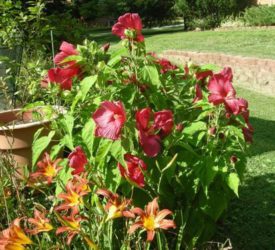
90;27;275;249
90;26;275;59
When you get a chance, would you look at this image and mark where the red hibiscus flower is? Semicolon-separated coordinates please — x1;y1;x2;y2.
139;129;162;158
136;108;174;157
68;146;88;175
158;58;177;74
118;154;147;188
221;67;233;82
208;67;236;105
153;110;174;138
92;101;127;140
54;41;79;69
44;67;79;90
195;70;213;83
112;13;144;42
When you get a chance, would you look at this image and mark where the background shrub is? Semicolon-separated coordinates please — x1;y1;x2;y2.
243;5;275;26
174;0;254;30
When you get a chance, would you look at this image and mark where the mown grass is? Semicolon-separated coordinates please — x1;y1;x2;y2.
213;87;275;250
89;27;275;249
90;26;275;59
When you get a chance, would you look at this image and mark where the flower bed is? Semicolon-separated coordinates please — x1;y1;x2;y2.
0;13;253;249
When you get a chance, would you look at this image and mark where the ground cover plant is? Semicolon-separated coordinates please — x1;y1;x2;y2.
0;13;254;249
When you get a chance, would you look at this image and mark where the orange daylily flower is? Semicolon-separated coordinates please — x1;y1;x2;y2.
56;211;84;245
55;175;90;213
96;189;134;221
27;209;53;235
0;218;32;250
128;198;176;241
29;152;62;184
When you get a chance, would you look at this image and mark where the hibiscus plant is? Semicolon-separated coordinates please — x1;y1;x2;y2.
0;13;253;249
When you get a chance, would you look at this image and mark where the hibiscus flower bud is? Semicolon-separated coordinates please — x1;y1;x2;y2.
230;155;238;164
208;127;216;136
176;123;184;132
226;112;231;119
219;132;225;140
102;43;110;53
139;84;149;93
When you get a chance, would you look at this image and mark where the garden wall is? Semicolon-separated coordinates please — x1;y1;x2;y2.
161;50;275;96
257;0;275;5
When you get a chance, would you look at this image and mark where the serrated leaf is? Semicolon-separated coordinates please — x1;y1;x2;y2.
226;173;240;197
32;131;55;167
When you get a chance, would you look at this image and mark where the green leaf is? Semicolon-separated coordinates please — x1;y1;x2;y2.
108;47;127;67
61;134;74;151
59;114;74;150
80;75;97;101
183;121;207;136
110;140;126;166
95;139;113;167
142;65;161;87
226;173;240;197
105;165;121;192
200;189;228;221
55;161;73;196
194;158;218;194
176;142;200;157
60;114;74;137
50;141;65;159
32;131;55;167
82;119;96;157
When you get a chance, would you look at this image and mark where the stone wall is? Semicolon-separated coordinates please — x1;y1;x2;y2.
161;50;275;96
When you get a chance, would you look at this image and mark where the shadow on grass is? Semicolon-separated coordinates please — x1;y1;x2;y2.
248;117;275;156
87;26;185;44
216;173;275;250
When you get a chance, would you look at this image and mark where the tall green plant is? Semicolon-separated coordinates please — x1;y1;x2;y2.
0;13;253;249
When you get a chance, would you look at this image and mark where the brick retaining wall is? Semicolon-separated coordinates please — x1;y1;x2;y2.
161;50;275;96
